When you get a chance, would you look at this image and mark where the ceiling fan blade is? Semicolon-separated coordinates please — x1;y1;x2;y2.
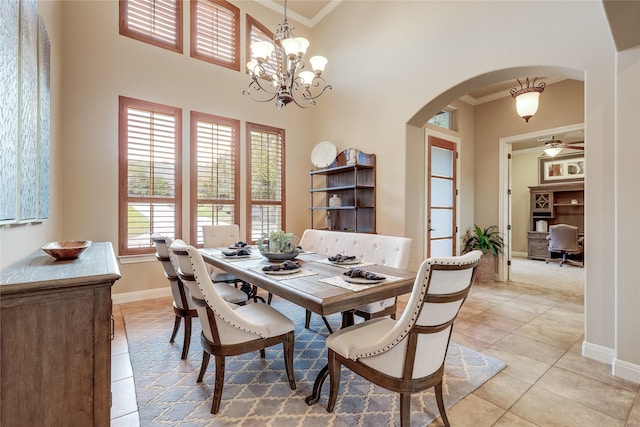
564;141;585;150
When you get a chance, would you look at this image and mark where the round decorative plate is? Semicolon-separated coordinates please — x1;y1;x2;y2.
344;276;385;284
264;267;301;275
311;141;337;168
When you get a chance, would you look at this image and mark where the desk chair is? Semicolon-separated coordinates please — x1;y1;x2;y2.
325;251;481;427
545;224;584;267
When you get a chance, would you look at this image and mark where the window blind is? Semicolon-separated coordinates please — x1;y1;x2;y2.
247;122;285;242
191;0;239;70
120;0;183;53
246;15;279;79
191;112;240;245
119;96;182;255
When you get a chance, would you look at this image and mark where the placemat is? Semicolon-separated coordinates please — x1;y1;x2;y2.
319;274;404;292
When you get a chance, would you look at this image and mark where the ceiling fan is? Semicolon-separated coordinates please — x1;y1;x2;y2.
539;136;584;157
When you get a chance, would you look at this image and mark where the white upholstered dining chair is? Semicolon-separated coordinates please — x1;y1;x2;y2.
202;224;268;303
169;240;296;414
325;250;482;427
299;229;412;331
151;235;198;360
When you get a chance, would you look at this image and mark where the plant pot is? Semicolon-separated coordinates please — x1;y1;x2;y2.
475;253;496;283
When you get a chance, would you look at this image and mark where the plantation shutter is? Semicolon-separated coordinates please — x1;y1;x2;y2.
247;122;285;243
191;0;239;70
119;0;183;53
191;112;240;246
246;15;279;79
119;96;182;256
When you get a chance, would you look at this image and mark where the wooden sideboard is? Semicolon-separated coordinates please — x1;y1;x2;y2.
0;242;121;426
527;183;584;260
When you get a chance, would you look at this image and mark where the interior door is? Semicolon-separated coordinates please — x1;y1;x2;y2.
427;136;457;257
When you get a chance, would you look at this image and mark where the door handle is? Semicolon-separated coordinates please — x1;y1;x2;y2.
428;228;435;232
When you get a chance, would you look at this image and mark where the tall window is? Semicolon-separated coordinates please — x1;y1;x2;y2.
191;0;239;71
247;122;285;242
119;0;183;53
118;96;182;256
246;15;279;77
191;112;240;245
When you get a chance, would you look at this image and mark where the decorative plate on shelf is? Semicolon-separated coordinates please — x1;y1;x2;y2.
311;141;337;168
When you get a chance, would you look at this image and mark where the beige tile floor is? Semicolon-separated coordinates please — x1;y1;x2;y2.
110;273;640;426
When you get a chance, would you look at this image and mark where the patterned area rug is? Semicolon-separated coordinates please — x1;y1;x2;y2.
123;297;505;426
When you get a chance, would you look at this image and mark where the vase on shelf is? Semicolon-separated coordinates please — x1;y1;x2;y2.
329;194;342;207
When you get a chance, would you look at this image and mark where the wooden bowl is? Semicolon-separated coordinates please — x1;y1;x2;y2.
42;240;92;260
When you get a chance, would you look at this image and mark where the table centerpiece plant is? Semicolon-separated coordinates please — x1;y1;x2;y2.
258;230;299;261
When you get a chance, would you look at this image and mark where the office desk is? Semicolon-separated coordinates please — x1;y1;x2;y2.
199;248;416;404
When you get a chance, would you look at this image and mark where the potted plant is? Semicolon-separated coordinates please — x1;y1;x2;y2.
461;225;505;282
257;230;299;261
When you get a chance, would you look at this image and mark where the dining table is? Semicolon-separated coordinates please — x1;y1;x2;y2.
199;246;417;405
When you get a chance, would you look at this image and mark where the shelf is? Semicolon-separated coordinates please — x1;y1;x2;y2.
310;150;376;233
310;184;374;193
554;203;584;206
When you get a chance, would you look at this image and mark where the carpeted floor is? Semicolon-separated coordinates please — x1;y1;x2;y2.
122;297;506;426
509;255;584;298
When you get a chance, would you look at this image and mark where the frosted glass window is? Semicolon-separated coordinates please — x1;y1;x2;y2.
430;239;453;258
430;208;453;238
431;146;453;177
430;177;453;207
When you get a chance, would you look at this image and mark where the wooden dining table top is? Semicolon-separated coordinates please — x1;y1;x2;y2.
199;248;416;317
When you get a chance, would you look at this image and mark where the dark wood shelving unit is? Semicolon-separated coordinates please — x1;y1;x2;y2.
527;183;584;260
309;150;376;233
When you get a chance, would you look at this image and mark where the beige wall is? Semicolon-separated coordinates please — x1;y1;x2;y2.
511;150;539;254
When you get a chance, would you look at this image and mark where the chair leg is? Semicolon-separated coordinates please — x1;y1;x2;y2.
197;351;210;382
260;349;266;358
170;315;181;343
435;381;450;427
283;332;296;390
399;393;411;427
326;349;341;412
210;355;226;414
181;316;192;360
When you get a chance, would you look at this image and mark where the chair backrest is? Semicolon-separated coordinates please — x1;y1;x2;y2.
548;224;579;252
170;240;271;345
151;234;194;310
202;224;240;248
299;229;412;269
350;250;481;379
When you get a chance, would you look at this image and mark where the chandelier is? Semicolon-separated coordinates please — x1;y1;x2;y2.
510;77;545;122
244;0;331;109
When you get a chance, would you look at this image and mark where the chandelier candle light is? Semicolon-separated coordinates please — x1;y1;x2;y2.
244;0;332;109
510;77;546;122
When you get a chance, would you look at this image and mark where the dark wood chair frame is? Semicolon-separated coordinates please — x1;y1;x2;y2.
155;251;198;360
326;262;478;427
176;269;296;414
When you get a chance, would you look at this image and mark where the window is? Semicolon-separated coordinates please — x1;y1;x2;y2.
190;112;240;246
427;108;458;131
119;0;183;53
118;96;182;256
246;15;279;77
191;0;239;71
246;122;285;243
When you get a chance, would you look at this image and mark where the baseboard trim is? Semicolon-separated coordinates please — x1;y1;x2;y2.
582;340;615;365
511;251;527;258
112;287;171;305
613;358;640;383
